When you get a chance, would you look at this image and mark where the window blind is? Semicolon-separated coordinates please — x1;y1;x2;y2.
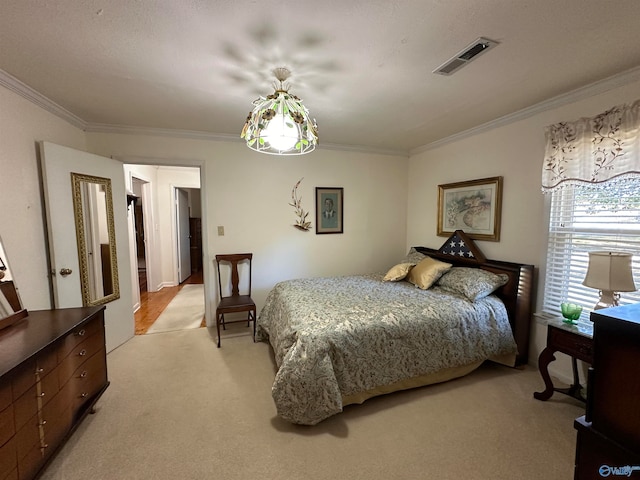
543;181;640;322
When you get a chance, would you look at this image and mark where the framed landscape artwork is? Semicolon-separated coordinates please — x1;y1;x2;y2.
437;176;503;241
316;187;343;234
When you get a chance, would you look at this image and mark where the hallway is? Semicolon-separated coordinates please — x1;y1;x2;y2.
134;271;204;335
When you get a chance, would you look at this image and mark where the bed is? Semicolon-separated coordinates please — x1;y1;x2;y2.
256;231;534;425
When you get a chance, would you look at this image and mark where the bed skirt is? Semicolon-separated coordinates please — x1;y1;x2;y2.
342;352;515;406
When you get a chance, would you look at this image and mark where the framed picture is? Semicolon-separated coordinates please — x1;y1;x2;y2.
437;176;503;241
316;187;343;234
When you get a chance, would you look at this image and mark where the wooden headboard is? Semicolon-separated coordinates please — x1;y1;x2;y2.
414;232;534;366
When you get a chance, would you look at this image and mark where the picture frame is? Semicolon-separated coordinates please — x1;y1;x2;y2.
316;187;343;234
437;176;503;242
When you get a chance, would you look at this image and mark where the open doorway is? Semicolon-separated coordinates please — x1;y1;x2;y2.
125;165;204;335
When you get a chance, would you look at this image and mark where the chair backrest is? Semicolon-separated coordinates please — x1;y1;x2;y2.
215;253;252;299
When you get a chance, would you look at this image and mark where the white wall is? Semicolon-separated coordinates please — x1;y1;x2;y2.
0;87;86;310
86;133;410;322
407;78;640;381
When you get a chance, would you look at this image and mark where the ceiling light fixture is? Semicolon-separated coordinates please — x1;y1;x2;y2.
241;67;318;155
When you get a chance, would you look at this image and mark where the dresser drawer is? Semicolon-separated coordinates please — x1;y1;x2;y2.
67;350;107;415
9;360;36;401
0;437;17;480
17;403;70;480
14;414;39;463
57;315;103;361
549;325;593;363
42;406;71;458
58;330;105;387
0;381;11;412
17;442;44;480
11;346;58;401
15;389;71;463
40;384;73;431
13;367;59;431
0;403;15;448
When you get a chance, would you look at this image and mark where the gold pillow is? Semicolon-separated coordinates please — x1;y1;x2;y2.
383;263;415;282
407;257;452;290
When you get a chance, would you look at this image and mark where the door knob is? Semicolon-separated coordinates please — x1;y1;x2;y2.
59;268;73;276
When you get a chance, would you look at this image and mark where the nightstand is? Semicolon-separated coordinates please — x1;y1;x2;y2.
534;317;593;402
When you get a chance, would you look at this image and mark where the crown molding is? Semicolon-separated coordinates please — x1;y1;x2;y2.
316;142;408;157
4;64;639;159
85;123;409;157
0;69;87;130
410;65;640;155
84;122;241;143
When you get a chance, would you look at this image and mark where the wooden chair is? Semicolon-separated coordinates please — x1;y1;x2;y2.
215;253;256;348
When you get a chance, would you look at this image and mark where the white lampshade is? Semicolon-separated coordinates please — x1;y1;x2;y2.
583;251;636;309
583;251;636;291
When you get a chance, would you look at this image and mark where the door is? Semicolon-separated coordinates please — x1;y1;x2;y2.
176;188;191;283
40;141;134;352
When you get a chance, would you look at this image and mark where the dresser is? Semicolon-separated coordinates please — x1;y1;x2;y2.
0;306;109;480
574;303;640;479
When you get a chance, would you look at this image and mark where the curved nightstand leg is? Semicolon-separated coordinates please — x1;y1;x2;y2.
534;347;557;400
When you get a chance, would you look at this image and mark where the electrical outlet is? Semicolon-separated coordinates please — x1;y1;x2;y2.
217;226;224;236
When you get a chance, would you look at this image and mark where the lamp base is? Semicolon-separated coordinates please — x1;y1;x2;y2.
593;290;620;310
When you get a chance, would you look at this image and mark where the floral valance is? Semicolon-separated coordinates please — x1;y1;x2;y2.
541;99;640;192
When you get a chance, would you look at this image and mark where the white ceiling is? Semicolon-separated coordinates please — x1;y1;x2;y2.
2;0;640;155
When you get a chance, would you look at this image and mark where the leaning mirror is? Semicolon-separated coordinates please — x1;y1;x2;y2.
71;173;120;306
0;235;28;330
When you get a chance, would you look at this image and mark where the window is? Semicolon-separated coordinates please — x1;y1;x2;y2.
543;180;640;320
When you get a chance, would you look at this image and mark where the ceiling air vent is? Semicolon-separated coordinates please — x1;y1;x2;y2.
433;37;499;76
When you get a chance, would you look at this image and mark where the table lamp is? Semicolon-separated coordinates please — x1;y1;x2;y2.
582;251;636;310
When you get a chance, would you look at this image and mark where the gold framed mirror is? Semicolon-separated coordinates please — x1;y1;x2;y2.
71;173;120;306
0;235;28;329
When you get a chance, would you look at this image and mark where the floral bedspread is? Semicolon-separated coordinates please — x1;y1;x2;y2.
256;274;517;425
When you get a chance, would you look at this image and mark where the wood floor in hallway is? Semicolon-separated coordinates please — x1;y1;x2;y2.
134;271;204;335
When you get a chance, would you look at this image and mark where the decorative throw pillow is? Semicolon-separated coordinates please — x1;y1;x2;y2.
406;257;452;290
401;247;428;266
383;263;415;282
436;267;509;301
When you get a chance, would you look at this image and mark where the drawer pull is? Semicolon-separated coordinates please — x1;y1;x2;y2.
79;392;88;398
39;420;47;426
76;329;86;337
38;392;46;398
80;371;88;378
35;367;44;374
78;349;87;357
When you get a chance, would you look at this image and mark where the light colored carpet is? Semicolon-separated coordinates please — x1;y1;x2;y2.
40;326;584;480
145;284;204;334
